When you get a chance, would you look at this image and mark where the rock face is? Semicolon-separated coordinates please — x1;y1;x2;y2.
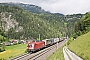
0;12;23;32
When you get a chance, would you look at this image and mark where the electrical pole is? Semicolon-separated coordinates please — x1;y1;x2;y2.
39;34;40;41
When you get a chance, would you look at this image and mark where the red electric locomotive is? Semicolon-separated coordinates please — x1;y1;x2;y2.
27;41;45;52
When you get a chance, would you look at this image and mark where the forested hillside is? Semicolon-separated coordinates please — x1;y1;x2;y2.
0;3;84;41
73;12;90;37
0;5;66;40
65;14;83;36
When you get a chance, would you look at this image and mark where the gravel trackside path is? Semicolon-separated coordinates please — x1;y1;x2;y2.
63;46;83;60
63;47;69;60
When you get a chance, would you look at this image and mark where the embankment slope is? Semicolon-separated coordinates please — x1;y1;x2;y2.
68;32;90;60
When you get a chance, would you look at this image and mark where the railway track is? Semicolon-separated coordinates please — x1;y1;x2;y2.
28;44;56;60
10;44;56;60
10;43;56;60
10;40;66;60
10;53;30;60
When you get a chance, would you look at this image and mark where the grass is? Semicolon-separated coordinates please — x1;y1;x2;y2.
68;31;90;60
46;47;64;60
0;44;27;60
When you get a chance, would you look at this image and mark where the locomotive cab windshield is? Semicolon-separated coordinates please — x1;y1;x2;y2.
28;43;34;49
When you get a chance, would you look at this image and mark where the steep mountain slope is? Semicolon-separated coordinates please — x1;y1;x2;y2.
0;2;84;37
0;5;66;40
0;3;84;40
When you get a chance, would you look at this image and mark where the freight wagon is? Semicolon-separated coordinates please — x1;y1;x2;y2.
42;39;51;47
27;38;65;52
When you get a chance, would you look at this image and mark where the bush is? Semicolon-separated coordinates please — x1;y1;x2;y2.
0;44;5;52
67;38;74;45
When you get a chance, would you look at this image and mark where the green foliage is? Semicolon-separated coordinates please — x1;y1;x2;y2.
74;12;90;37
66;14;83;37
0;5;84;40
0;44;5;52
67;37;74;45
0;5;67;40
0;35;8;43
